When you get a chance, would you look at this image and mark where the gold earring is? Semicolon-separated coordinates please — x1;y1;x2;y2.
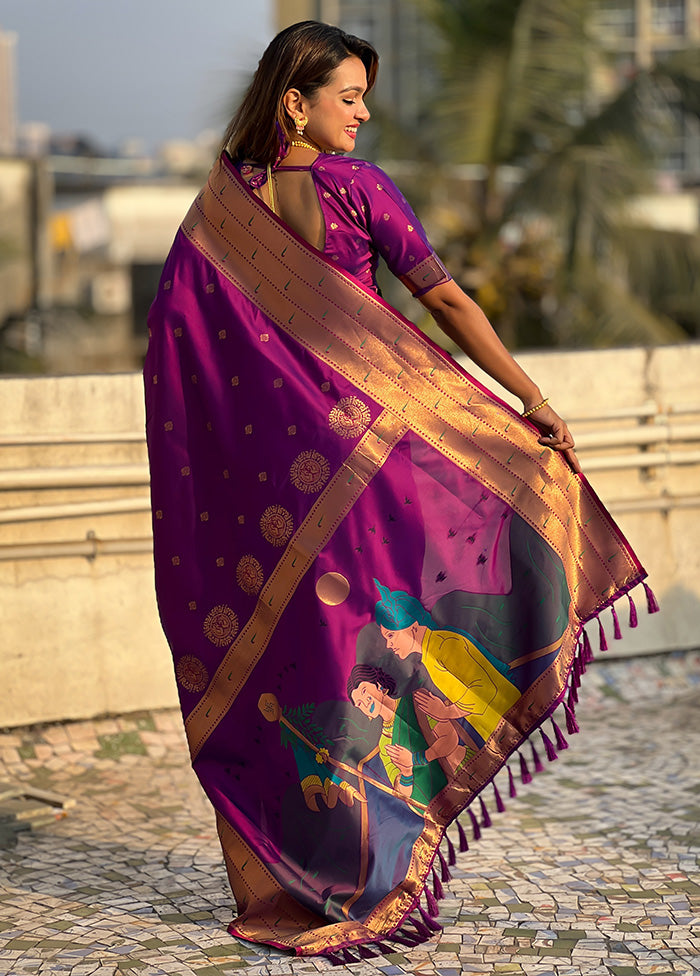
296;116;308;135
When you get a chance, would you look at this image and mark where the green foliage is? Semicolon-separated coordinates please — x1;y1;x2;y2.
280;703;331;752
408;0;700;348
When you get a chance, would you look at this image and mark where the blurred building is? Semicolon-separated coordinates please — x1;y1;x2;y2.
274;1;440;128
0;26;18;154
592;0;700;179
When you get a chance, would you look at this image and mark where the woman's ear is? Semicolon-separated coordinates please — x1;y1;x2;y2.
282;88;303;120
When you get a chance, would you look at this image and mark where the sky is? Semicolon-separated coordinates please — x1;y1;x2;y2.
1;0;273;151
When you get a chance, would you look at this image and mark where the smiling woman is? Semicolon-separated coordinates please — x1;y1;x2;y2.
144;17;654;964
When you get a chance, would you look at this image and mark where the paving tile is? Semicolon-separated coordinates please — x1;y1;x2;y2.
0;653;698;976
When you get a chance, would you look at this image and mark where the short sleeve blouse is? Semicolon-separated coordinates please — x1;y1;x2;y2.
240;155;451;298
311;156;451;297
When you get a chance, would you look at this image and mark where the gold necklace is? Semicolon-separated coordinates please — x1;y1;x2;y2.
290;139;320;152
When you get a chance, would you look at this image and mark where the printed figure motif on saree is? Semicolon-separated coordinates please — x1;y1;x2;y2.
144;153;653;957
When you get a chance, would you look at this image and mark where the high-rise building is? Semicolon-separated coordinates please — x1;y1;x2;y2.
274;0;438;130
0;26;18;155
595;0;700;177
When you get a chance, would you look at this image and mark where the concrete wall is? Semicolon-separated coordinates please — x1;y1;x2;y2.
1;344;699;727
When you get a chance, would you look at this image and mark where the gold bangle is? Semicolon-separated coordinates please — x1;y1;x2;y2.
522;397;549;418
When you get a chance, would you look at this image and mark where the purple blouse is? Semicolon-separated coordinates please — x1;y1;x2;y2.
237;154;451;298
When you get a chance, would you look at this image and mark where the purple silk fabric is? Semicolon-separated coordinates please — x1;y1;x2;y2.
143;153;647;955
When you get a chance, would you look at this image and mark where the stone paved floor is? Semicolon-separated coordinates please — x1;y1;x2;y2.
0;651;699;976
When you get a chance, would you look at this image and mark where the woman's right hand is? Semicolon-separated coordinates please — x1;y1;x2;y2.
523;401;582;474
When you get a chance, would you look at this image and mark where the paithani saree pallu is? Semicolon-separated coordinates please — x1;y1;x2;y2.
144;154;656;959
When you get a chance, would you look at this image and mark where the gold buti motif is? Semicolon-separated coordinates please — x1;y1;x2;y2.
290;450;330;494
236;554;264;595
315;572;350;606
176;654;209;693
203;605;239;646
328;396;371;438
260;505;294;547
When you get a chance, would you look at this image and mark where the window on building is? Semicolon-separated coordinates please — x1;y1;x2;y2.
597;0;636;38
651;0;686;36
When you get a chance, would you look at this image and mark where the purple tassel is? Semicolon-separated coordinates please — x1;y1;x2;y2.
582;628;594;663
432;866;444;900
573;656;581;681
445;832;456;866
456;818;469;852
419;904;443;932
358;944;376;959
408;915;431;940
326;951;345;966
437;847;451;882
375;941;393;953
479;795;492;828
564;701;580;735
493;781;506;813
627;592;638;628
530;740;544;773
643;581;660;614
392;932;420;948
507;764;517;798
540;727;558;762
611;603;622;639
425;885;439;917
598;616;608;652
571;664;581;690
468;806;481;841
551;717;569;751
578;643;588;675
568;682;578;707
341;948;358;963
519;751;532;784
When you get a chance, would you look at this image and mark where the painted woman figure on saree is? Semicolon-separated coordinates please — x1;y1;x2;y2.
374;580;522;745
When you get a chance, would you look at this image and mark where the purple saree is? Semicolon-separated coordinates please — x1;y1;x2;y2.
144;152;655;958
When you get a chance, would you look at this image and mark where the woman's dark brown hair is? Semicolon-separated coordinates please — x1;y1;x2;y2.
221;21;378;165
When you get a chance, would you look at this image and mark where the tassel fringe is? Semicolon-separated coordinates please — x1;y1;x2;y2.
551;717;569;751
456;818;469;852
627;592;638;628
611;603;622;639
437;847;451;883
493;780;506;812
540;727;558;762
358;944;376;959
468;806;481;840
519;751;532;784
432;866;444;900
643;581;660;613
479;795;492;828
530;740;544;773
419;904;442;932
507;764;517;798
408;915;431;940
598;616;608;652
425;885;439;917
582;628;594;663
563;700;579;735
445;831;456;866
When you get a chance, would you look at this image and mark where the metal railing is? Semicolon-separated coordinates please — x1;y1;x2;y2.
1;400;699;561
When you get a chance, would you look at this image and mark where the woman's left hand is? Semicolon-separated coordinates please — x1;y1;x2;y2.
523;402;582;473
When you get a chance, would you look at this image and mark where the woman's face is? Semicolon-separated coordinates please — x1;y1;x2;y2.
351;680;386;720
302;55;370;153
380;624;420;659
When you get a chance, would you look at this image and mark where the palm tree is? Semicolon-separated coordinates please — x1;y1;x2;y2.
414;0;700;348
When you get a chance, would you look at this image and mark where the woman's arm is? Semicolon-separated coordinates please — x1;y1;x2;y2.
419;279;580;472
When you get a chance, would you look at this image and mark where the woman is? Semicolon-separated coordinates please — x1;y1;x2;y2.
144;20;654;960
